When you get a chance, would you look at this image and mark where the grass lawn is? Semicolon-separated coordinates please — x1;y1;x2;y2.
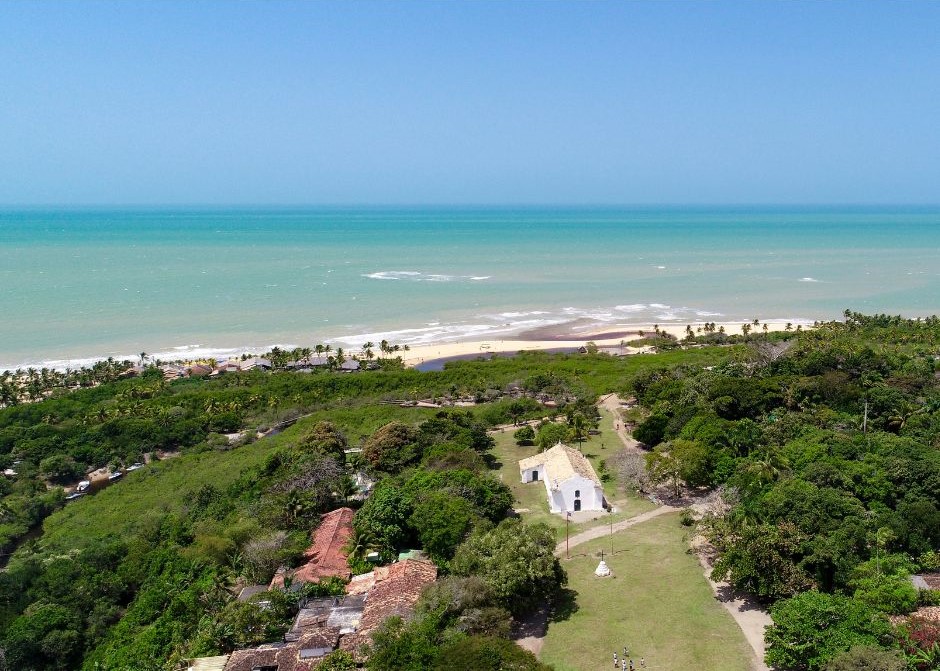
540;512;754;671
488;409;655;537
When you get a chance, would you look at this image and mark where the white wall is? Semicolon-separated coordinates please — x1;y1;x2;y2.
520;463;546;484
521;465;605;514
555;475;604;513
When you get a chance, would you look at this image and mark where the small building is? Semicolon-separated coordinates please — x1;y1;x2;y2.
518;442;605;513
215;360;241;375
270;507;355;589
339;359;360;372
161;365;186;381
186;363;213;377
240;357;272;372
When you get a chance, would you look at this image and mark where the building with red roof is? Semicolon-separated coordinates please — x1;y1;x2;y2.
271;507;355;589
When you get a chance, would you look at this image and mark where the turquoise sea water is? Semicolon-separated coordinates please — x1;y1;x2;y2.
2;207;939;369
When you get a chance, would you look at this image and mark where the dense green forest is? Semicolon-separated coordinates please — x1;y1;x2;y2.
632;312;940;670
2;313;939;670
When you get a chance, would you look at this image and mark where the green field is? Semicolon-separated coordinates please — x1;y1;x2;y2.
540;513;754;671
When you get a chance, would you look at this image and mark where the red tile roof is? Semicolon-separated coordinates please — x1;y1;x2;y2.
339;559;438;658
271;508;355;588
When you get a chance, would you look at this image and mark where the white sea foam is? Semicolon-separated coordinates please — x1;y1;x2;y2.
799;277;820;283
1;301;812;373
362;271;422;280
363;271;492;282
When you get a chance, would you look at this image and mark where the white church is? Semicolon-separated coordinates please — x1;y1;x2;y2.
518;443;606;514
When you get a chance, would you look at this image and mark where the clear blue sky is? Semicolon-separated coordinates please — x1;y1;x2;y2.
1;1;938;205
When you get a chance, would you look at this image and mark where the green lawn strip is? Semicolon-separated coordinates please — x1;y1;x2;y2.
540;512;753;671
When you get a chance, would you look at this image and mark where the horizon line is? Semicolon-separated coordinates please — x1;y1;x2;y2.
2;202;940;209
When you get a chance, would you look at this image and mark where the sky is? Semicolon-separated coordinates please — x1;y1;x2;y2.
0;1;938;205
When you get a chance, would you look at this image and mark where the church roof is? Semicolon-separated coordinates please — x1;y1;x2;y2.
518;443;601;486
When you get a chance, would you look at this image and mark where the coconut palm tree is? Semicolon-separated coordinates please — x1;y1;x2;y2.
344;526;378;561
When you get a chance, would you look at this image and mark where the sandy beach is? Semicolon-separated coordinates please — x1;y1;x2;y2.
397;319;809;367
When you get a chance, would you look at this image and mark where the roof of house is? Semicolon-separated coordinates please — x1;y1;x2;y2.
285;594;366;642
271;508;355;588
912;573;940;590
237;585;270;602
187;656;230;671
225;559;437;668
355;559;437;634
339;360;360;371
339;559;438;658
222;627;342;671
518;442;601;485
241;357;272;369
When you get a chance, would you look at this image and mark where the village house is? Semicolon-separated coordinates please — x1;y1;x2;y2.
339;359;360;372
213;360;242;375
186;363;213;377
200;558;437;671
518;442;606;513
240;357;272;372
270;507;355;589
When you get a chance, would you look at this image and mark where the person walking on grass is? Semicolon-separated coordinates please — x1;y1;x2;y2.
613;652;618;668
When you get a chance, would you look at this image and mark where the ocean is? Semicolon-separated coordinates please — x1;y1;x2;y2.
2;206;939;370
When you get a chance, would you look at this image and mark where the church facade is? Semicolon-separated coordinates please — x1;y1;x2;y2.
518;442;606;514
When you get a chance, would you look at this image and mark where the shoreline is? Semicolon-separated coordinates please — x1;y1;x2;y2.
397;319;809;367
0;318;816;374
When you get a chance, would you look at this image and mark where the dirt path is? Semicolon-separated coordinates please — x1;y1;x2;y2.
554;505;677;556
597;393;644;453
696;549;772;671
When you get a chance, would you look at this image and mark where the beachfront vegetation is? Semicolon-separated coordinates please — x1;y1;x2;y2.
1;312;939;669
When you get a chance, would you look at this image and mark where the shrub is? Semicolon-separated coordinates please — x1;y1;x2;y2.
765;591;892;671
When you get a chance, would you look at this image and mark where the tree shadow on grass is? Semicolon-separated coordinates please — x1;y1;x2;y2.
548;587;580;624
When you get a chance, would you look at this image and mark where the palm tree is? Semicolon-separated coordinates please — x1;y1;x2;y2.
362;342;375;361
344;526;378;561
569;413;588;451
336;474;358;504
